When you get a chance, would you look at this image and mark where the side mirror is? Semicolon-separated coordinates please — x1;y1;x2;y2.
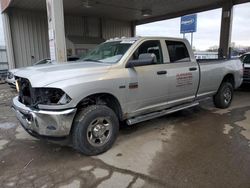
126;53;157;68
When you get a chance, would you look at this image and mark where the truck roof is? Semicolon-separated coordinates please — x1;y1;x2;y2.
106;36;188;43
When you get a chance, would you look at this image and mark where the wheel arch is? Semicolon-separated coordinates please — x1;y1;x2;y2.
75;92;123;121
221;73;235;89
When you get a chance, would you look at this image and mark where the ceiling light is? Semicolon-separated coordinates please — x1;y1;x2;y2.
141;9;152;17
83;0;92;8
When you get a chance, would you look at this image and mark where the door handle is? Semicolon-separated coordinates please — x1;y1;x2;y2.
157;70;167;75
189;67;197;71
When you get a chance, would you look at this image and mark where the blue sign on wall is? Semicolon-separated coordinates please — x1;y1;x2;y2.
180;14;197;34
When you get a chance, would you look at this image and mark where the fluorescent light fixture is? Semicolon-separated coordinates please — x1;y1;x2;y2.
141;9;152;17
83;0;92;8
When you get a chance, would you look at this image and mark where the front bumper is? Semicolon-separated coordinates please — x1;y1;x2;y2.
12;96;77;137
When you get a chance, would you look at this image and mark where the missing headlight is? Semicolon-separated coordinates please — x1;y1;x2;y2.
32;88;71;107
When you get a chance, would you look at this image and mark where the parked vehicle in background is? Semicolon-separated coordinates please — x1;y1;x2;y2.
12;37;243;155
6;59;51;88
0;69;8;83
6;57;79;88
6;68;19;87
33;58;51;65
240;53;250;84
0;46;8;83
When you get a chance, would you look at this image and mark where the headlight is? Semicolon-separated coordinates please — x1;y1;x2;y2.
58;93;72;105
32;88;71;106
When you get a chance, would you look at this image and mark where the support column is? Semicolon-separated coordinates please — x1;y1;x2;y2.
131;22;136;37
2;12;15;69
46;0;67;62
219;1;233;59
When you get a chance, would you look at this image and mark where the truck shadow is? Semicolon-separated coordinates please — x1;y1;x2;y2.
238;83;250;92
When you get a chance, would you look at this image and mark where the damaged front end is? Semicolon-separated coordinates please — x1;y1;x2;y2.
16;77;72;108
12;77;77;138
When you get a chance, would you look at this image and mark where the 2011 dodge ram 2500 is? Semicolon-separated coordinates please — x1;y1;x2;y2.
12;37;243;155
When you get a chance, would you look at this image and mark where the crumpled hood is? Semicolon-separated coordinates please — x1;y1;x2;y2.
15;61;111;87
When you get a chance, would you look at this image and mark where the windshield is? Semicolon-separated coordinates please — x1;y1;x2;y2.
79;41;133;64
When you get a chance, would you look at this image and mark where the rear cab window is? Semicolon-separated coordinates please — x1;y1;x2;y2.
165;41;190;63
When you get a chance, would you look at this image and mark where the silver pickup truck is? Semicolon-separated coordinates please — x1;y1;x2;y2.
12;37;243;155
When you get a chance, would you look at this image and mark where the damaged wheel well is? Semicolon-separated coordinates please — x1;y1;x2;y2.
76;93;123;121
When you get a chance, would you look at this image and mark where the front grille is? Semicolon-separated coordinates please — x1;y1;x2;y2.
244;68;250;79
16;77;65;108
16;77;33;106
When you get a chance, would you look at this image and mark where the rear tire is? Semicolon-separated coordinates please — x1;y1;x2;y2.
72;105;119;156
213;82;233;109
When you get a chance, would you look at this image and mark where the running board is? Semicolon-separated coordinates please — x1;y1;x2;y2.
126;102;199;125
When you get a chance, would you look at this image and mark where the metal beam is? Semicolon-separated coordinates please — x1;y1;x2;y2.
136;0;250;25
219;1;233;58
136;3;225;25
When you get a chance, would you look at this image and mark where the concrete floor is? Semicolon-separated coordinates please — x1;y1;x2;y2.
1;83;250;188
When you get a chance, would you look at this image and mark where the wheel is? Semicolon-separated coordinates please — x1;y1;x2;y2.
72;105;119;156
213;82;234;109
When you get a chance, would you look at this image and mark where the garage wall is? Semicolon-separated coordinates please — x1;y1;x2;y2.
64;16;132;39
0;46;8;70
102;19;132;39
9;9;49;68
8;8;132;68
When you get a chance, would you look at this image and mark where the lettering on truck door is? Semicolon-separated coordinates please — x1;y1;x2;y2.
164;40;199;107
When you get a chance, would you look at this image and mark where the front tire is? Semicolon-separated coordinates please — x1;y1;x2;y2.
72;105;119;156
213;82;234;109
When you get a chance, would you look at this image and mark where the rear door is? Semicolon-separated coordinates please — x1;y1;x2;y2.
164;40;199;106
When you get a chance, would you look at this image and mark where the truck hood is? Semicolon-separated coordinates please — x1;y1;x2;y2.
15;61;111;87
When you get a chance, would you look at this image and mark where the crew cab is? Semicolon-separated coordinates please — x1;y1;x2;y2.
12;37;243;155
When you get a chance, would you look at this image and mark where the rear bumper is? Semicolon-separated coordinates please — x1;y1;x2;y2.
12;96;77;137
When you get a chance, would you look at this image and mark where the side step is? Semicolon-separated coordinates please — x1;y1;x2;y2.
126;102;199;125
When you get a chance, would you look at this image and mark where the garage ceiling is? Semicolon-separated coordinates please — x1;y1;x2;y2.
4;0;250;24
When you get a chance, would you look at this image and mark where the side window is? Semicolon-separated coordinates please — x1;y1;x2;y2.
132;40;163;64
165;41;190;63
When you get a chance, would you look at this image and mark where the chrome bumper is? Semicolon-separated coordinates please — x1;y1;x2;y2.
12;96;77;137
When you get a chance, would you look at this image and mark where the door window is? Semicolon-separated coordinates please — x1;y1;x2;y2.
165;41;190;63
131;40;163;64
